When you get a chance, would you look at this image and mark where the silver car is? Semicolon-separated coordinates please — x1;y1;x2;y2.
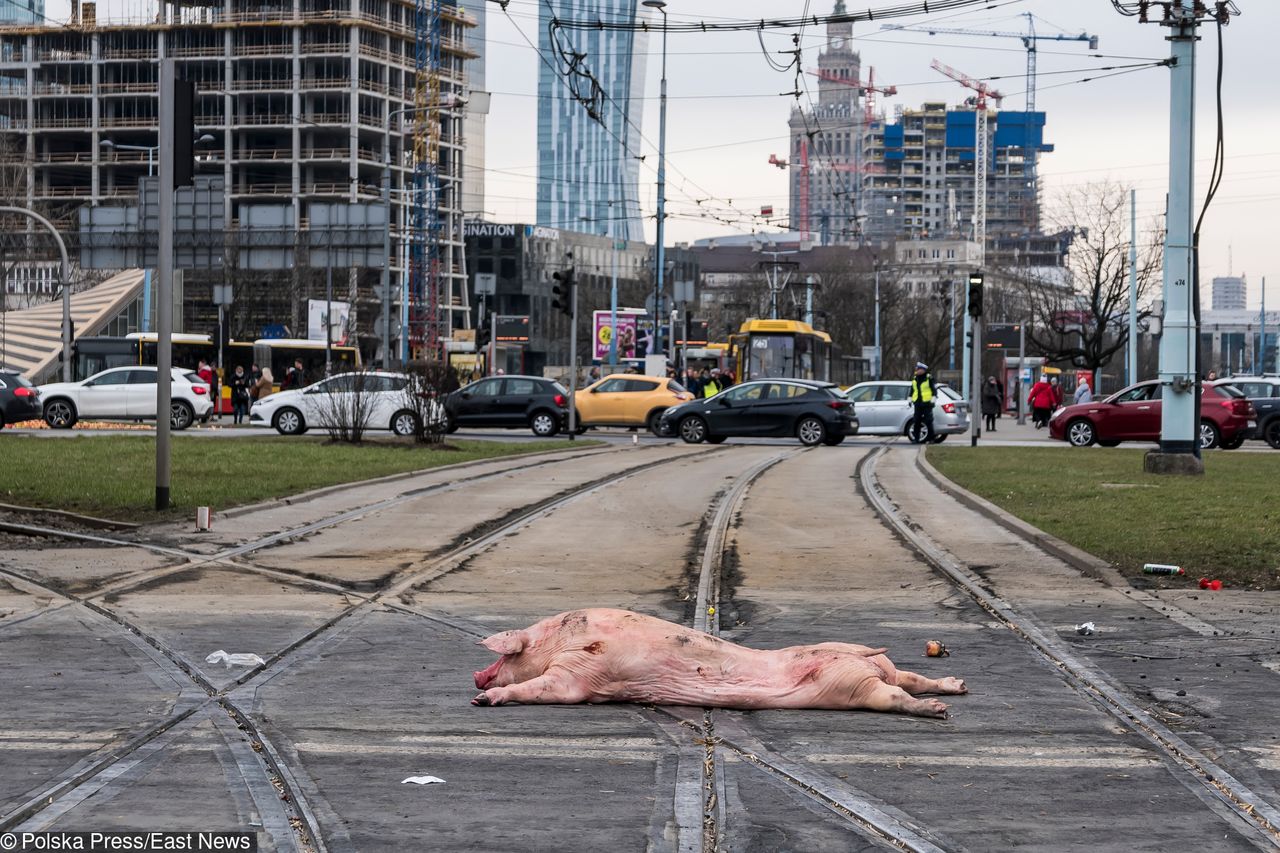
842;380;970;442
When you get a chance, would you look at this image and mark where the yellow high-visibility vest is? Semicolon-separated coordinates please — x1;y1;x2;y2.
910;376;935;403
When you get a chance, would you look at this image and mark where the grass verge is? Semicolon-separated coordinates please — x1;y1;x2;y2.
1;436;597;523
926;446;1280;590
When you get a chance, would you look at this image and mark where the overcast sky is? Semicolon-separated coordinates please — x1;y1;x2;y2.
479;0;1278;309
42;0;1276;307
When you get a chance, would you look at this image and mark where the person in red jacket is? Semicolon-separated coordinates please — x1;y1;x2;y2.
1027;375;1055;429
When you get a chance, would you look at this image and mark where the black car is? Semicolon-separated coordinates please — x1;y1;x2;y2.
659;379;859;446
0;369;41;428
443;375;570;437
1215;376;1280;448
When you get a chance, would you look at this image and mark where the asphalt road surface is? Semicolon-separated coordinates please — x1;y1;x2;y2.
2;442;1279;852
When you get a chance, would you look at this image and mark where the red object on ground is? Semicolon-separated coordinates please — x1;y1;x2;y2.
1199;577;1212;590
1209;580;1223;591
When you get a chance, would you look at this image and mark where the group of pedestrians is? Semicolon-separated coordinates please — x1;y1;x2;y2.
911;362;1095;437
195;359;280;425
681;367;734;399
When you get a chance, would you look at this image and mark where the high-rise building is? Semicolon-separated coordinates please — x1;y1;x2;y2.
0;0;475;350
460;0;487;218
0;0;41;26
1212;275;1247;311
536;1;647;242
786;0;862;245
860;101;1050;250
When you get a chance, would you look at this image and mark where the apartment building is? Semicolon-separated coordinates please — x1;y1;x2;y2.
0;0;475;355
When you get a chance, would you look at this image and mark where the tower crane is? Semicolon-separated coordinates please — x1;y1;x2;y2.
930;60;1003;266
884;14;1097;216
807;65;898;127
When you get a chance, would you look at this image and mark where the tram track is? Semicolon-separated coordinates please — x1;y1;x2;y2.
860;445;1280;850
0;445;704;847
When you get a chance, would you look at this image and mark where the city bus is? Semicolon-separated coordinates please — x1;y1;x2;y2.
727;319;870;387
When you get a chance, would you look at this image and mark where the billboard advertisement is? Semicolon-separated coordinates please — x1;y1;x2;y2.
593;310;643;361
307;299;351;344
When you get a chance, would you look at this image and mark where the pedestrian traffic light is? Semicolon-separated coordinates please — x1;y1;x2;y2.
967;272;984;318
551;269;574;317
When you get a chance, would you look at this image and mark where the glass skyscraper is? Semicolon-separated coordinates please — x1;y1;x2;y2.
537;0;647;242
0;0;42;24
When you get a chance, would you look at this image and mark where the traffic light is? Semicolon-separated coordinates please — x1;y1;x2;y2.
967;272;984;318
173;77;196;189
551;269;574;317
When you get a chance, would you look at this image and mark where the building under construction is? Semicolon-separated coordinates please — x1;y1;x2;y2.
0;0;475;359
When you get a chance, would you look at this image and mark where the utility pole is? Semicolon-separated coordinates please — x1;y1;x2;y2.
1129;188;1138;386
873;262;881;380
643;0;669;358
155;59;176;510
1120;0;1240;474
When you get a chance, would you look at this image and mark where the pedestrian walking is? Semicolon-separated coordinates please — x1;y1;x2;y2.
684;367;703;399
282;359;306;390
1073;377;1093;405
1028;375;1054;429
229;365;253;424
981;376;1003;432
1049;376;1063;409
251;367;274;402
908;362;936;443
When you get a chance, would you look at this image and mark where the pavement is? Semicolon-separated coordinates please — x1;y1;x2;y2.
1;441;1279;851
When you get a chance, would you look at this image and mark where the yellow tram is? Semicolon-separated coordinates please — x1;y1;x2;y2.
728;319;868;387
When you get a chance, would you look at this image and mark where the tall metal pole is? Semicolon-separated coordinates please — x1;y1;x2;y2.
609;226;618;368
1260;276;1266;375
567;273;578;439
649;1;669;358
970;315;982;446
948;279;956;371
1156;11;1199;459
155;58;175;510
1016;321;1026;425
1128;188;1138;385
325;243;333;376
873;263;881;379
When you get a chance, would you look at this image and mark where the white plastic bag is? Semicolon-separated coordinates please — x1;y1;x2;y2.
402;776;446;785
205;650;266;668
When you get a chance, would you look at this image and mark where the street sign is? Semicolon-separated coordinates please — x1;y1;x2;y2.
985;323;1022;350
212;284;234;306
474;273;496;296
674;279;695;304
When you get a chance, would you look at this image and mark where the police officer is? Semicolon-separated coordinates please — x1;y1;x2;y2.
909;362;936;443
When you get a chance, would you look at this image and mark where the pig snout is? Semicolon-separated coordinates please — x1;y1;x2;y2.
473;657;506;690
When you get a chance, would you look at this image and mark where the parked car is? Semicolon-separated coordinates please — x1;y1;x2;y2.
659;378;859;446
38;366;212;430
842;380;970;442
0;369;41;428
1214;376;1280;449
442;375;570;437
575;375;694;434
249;370;438;436
1048;380;1255;449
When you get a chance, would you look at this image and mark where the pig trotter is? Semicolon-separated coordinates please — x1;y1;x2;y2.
471;691;495;707
865;683;950;719
895;670;968;696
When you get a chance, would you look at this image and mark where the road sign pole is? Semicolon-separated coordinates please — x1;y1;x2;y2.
568;285;578;440
970;316;982;446
1017;322;1026;425
155;58;175;510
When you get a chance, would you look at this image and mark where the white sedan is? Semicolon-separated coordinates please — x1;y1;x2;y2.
39;366;213;430
249;370;444;436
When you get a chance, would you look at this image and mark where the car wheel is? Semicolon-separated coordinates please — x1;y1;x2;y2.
444;414;459;434
647;410;665;436
44;399;77;429
931;434;947;444
796;416;826;447
706;435;726;444
904;420;932;445
1098;439;1121;448
678;415;708;444
391;410;420;437
170;401;194;431
1066;418;1096;447
1219;435;1244;450
821;434;845;446
529;410;559;437
1265;419;1280;450
1199;420;1220;450
273;407;305;436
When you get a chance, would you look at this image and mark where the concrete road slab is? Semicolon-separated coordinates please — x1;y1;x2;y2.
99;565;356;691
0;547;184;597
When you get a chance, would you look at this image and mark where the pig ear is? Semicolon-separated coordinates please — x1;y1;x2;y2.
479;630;525;655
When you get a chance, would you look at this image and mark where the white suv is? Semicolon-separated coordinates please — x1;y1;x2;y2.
39;366;213;430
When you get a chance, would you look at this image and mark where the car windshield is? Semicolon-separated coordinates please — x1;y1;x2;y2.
551;381;568;395
1212;383;1244;398
937;386;962;400
185;372;203;384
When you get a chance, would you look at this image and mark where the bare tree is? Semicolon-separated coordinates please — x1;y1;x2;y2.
399;359;454;445
1018;182;1162;378
315;370;377;443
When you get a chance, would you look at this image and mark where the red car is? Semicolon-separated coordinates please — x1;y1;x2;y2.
1049;380;1255;449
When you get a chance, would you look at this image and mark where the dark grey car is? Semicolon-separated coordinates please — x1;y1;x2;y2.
1214;376;1280;448
659;379;859;446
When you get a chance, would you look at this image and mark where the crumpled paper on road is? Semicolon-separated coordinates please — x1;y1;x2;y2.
402;776;446;785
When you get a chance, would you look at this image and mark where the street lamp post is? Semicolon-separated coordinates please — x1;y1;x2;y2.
643;0;668;362
873;261;881;380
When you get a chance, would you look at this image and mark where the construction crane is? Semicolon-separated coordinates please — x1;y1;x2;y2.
410;0;444;360
930;60;1003;265
808;65;899;127
884;14;1097;217
768;149;810;242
